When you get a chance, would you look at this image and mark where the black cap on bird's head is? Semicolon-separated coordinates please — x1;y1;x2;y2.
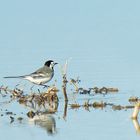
44;60;58;67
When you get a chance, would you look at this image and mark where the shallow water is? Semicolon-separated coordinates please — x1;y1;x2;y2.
1;0;140;140
0;47;140;140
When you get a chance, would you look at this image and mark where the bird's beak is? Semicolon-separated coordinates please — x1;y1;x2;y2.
54;62;58;65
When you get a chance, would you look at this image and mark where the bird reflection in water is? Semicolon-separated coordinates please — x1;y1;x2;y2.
29;113;57;135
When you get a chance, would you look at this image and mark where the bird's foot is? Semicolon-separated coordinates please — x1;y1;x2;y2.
30;85;35;91
40;84;50;89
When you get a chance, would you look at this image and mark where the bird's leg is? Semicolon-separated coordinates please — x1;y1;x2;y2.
14;84;20;89
40;84;49;89
38;88;41;93
30;85;34;92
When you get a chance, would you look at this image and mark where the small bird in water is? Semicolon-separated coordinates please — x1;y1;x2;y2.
4;60;58;87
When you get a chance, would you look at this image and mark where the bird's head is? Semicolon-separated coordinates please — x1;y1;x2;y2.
44;60;58;69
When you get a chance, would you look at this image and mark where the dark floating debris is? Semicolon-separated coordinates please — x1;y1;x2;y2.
94;87;119;93
129;96;139;103
70;103;81;109
74;86;119;95
27;111;36;118
69;77;118;95
18;87;59;104
0;86;59;112
10;116;14;123
0;85;60;125
17;117;23;121
78;88;91;94
92;101;106;108
12;88;24;97
6;111;13;115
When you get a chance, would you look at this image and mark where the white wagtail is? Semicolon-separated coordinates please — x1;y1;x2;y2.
4;60;58;87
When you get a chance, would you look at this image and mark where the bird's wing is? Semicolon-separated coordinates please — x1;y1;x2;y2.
30;66;53;78
32;67;45;74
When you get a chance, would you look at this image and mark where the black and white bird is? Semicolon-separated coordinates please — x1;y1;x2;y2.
4;60;58;86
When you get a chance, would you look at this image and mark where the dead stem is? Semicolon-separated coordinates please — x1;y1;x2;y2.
62;74;68;101
132;118;140;134
132;102;140;119
60;60;69;101
63;101;68;120
70;78;79;92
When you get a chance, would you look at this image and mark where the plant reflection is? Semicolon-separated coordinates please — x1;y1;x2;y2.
63;101;68;120
132;118;140;134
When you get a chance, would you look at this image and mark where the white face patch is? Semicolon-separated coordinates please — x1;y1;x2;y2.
49;62;55;69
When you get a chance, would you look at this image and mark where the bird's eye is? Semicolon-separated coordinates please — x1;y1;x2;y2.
50;62;54;66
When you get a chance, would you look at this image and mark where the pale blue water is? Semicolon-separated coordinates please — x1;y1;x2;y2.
0;0;140;140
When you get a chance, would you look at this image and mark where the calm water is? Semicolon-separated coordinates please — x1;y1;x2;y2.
0;47;140;140
1;0;140;139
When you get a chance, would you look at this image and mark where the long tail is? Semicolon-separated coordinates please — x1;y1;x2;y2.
3;76;25;78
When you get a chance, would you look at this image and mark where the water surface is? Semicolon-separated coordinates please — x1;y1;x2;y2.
0;0;140;140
